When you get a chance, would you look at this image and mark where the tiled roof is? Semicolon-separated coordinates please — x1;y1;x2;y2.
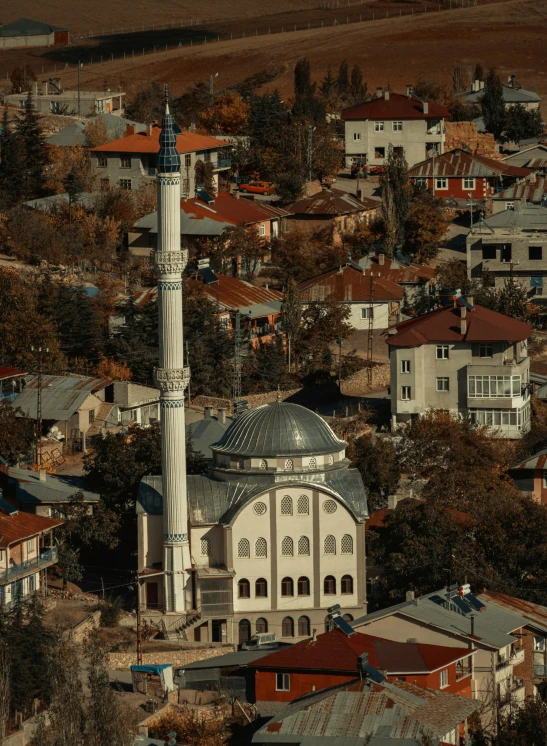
251;628;472;674
360;254;435;284
387;302;531;348
183;192;291;226
0;366;27;381
492;176;547;203
299;264;403;303
0;507;62;548
510;447;547;472
89;127;229;154
409;148;531;179
342;92;449;121
366;501;476;530
288;188;378;216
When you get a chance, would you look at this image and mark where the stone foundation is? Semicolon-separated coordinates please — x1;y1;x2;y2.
108;645;236;670
444;121;498;159
341;363;390;396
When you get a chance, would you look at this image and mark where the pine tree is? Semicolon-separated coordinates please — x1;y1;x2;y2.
473;63;483;83
349;65;367;105
0;640;10;744
17;93;48;200
0;105;24;207
294;58;315;100
336;60;350;99
497;278;529;321
319;67;336;99
481;68;506;140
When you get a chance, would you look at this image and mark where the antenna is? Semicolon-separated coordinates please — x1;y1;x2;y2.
30;346;48;467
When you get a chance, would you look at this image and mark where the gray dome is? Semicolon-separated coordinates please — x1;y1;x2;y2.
211;402;346;458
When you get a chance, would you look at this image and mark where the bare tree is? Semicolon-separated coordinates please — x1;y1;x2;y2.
0;642;10;745
281;277;302;372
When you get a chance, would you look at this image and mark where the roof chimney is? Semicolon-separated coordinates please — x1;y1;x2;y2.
461;305;467;319
468;296;474;307
480;81;485;90
461;318;467;335
406;84;413;97
423;101;429;115
39;469;46;482
235;190;240;199
473;79;480;92
42;81;48;95
376;86;383;98
384;89;390;101
204;405;213;418
218;408;226;424
406;590;415;602
312;628;317;642
32;81;38;96
147;123;153;136
378;253;385;266
125;124;136;137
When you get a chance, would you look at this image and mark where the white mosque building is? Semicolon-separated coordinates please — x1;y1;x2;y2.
136;95;369;646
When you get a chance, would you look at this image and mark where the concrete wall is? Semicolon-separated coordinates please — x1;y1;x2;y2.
467;232;547;296
346;301;392;330
0;33;55;48
345;117;445;168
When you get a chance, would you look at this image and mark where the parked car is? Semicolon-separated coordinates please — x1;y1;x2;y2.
321;175;337;186
239;181;273;195
368;166;386;176
242;632;279;651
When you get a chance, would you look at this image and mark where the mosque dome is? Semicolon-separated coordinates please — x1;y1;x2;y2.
211;401;346;458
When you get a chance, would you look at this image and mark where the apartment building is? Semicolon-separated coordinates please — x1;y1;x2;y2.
387;300;532;437
342;88;449;169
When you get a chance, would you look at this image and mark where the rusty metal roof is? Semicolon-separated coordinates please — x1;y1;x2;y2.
14;375;109;421
288;189;378;217
493;176;547;203
299;264;403;303
479;591;547;631
409;148;531;179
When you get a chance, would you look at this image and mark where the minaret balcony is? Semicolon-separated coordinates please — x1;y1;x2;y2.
155;367;190;393
155;249;188;274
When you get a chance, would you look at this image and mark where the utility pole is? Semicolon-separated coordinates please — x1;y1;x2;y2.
31;346;48;467
135;573;143;664
466;192;475;233
209;72;218;96
77;61;81;116
366;273;374;386
307;125;315;183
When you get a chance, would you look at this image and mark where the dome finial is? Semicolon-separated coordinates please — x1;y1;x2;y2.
164;82;170;114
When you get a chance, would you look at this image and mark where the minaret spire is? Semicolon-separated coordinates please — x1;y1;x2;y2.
154;88;191;613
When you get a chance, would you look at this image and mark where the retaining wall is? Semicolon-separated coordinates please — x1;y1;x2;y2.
108;645;236;670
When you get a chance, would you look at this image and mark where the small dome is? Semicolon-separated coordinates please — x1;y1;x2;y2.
211;402;346;458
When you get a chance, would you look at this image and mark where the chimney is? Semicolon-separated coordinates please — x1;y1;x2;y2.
468;295;474;307
312;628;317;642
378;253;385;266
473;79;480;92
235;190;240;199
39;469;46;482
218;408;226;424
423;102;429;115
32;81;38;95
384;89;390;101
480;80;485;90
406;84;413;97
42;81;48;95
461;305;467;319
204;405;213;418
147;123;153;136
376;86;383;98
461;318;467;335
125;124;136;137
406;590;415;602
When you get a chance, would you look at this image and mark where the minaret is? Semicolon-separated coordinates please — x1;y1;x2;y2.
154;88;191;613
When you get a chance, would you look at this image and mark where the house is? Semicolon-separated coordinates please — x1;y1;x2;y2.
502;143;547;171
252;675;480;746
104;380;160;428
466;202;547;300
0;18;69;48
457;76;541;111
0;495;61;609
299;261;403;331
187;406;234;462
89;127;231;194
46;114;147;147
508;447;547;504
387;299;532;436
359;251;436;306
0;366;27;404
286;187;379;245
342;88;449;170
408;148;530;202
5;79;124;117
352;584;547;728
250;627;475;715
491;175;547;213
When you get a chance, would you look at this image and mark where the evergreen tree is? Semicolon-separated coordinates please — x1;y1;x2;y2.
481;68;506;140
63;165;87;225
349;65;367;105
452;66;465;93
0;105;24;207
473;62;483;83
319;67;336;99
294;58;315;101
54;284;103;367
17;93;48;200
108;297;158;385
0;640;9;744
497;278;529;321
503;104;544;144
336;60;350;99
379;146;411;256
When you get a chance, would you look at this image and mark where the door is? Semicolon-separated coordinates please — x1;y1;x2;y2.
145;582;158;609
238;619;251;645
211;619;223;642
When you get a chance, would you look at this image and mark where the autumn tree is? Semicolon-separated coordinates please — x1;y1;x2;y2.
0;401;34;463
404;187;449;264
45;144;95;195
380;146;412;256
9;65;36;93
84;117;109;148
198;91;250;135
503;104;544;144
221;225;264;281
497;278;529;321
194;159;215;194
294;296;352;377
413;74;448;104
173;82;213;129
125;81;164;124
270;227;346;286
281;277;302;371
350;434;401;512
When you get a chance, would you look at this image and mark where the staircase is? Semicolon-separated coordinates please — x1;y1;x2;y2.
162;611;202;641
87;403;116;438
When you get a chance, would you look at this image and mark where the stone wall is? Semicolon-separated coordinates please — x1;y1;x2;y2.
65;610;101;642
194;388;302;415
444;121;498;159
341;363;390;396
108;645;236;670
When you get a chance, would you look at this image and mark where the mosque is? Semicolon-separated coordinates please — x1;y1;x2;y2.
136;95;369;646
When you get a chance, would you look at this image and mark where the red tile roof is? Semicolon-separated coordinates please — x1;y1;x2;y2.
409;148;531;179
89;127;230;154
0;507;62;548
0;366;27;381
252;628;472;674
288;188;378;216
363;255;436;284
342;92;449;121
299;264;403;302
387;303;532;348
183;191;291;227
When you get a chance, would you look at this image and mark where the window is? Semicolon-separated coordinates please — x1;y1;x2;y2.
97;154;107;168
468;375;521;398
361;307;373;319
204;151;211;162
392;121;402;131
463;177;476;190
401;386;412;401
325;615;333;633
88;409;95;425
259;460;268;470
255;538;267;558
324;575;336;594
415;177;428;188
281;577;294;596
435;177;447;190
184;153;191;167
401;360;411;374
259;224;266;237
298;577;310;596
282;617;294;637
119;178;132;190
297;495;309;514
238;539;250;558
280;496;293;515
375;147;385;159
532;275;544;290
436;345;449;359
284;458;293;470
298;616;311;636
505;201;515;210
482;245;497;260
530;246;543;261
323;500;337;514
200;538;211;556
440;668;449;688
298;536;310;555
393;146;404;157
238;458;245;469
308;457;317;469
324;535;336;554
328;455;334;465
469;404;530;431
341;535;353;554
353;132;361;141
276;673;290;691
253;502;267;515
374;121;384;131
238;578;250;598
256;617;268;633
120;155;131;169
27;539;34;553
255;578;268;597
436;377;449;392
501;243;512;262
534;636;546;651
28;575;35;593
479;343;493;358
341;575;353;594
343;614;354;622
281;537;294;556
182;178;189;195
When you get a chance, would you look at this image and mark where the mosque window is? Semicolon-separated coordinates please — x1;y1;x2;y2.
298;536;310;555
238;539;250;558
281;537;294;556
328;455;334;465
323;499;337;514
298;577;310;596
324;576;336;594
256;617;268;633
281;577;294;596
259;459;268;469
298;616;311;636
280;496;293;515
282;617;294;637
255;578;268;597
255;538;267;558
341;575;354;594
341;534;353;554
238;578;250;598
324;535;336;554
284;458;293;470
200;538;212;556
238;459;245;469
297;495;309;514
253;502;267;516
308;457;317;469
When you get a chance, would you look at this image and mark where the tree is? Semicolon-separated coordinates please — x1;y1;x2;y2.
125;81;164;124
173;82;212;129
404;187;449;264
319;67;336;99
148;707;227;746
294;58;315;101
0;641;9;745
17;93;48;200
242;337;293;394
295;296;352;377
497;278;529;321
481;68;506;140
64;165;87;225
350;434;401;511
349;64;367;105
281;278;302;372
198;91;250;135
84;118;109;148
0;106;24;208
9;65;36;94
336;60;350;99
413;74;447;104
452;66;466;94
270;227;346;286
0;401;34;463
379;146;412;256
194;159;215;194
503;104;544;144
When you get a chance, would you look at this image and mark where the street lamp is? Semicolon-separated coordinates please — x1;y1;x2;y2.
209;72;219;97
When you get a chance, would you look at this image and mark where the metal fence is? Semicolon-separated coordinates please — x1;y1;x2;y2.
0;547;58;584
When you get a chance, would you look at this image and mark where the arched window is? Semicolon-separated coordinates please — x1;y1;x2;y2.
238;578;250;598
200;538;212;556
282;617;294;637
324;575;336;594
297;495;309;514
343;614;354;623
238;458;245;469
255;578;268;597
298;616;311;636
284;458;293;470
341;575;353;594
324;535;336;554
324;615;333;633
256;617;268;633
259;459;268;469
238;539;250;558
281;577;294;596
308;457;317;469
281;537;294;556
298;536;310;555
280;496;293;515
255;538;267;558
238;619;251;644
297;577;310;596
341;534;353;554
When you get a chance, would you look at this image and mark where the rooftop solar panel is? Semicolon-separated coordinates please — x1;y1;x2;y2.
197;189;215;204
198;267;219;285
429;595;446;606
331;614;355;637
465;593;486;611
451;596;473;615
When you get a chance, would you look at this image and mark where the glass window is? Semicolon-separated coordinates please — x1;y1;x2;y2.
297;495;309;514
27;538;34;553
392;121;402;131
255;578;268;597
284;458;293;470
298;536;310;555
119;178;132;190
415;177;427;188
298;616;311;636
341;575;353;594
436;345;449;359
238;539;250;558
120;155;131;168
529;246;543;261
436;377;449;392
479;343;493;358
468;375;520;398
280;496;293;515
374;121;384;131
97;154;107;168
341;535;353;554
505;201;515;210
435;177;448;190
308;457;317;469
324;535;336;554
184;153;192;167
281;537;294;556
255;538;267;558
281;577;294;596
361;307;373;319
238;578;250;598
375;146;385;159
440;669;449;688
534;637;546;651
401;386;411;401
324;576;336;594
463;177;475;190
259;224;266;237
276;673;290;690
200;538;211;556
256;617;268;633
401;360;410;373
259;460;268;470
281;617;294;637
298;577;310;596
353;132;361;141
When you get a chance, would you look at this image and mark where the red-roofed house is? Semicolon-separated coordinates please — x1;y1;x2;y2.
89;126;231;195
409;148;531;200
360;252;436;306
250;628;474;713
509;447;547;504
0;498;61;609
0;366;27;403
342;89;449;169
299;262;403;330
387;300;532;436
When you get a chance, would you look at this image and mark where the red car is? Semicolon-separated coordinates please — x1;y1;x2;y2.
239;181;274;196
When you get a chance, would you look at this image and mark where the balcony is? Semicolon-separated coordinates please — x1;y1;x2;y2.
495;658;512;681
510;647;525;666
214;158;232;171
0;548;58;584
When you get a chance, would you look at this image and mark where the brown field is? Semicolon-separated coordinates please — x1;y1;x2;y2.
1;0;546;112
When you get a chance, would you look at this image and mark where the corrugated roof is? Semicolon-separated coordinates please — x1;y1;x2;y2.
359;255;435;285
188;274;284;313
492;176;547;203
0;507;62;548
0;18;67;36
299;264;403;303
459;84;541;106
135;208;231;237
482;202;547;230
342;93;449;122
184;192;291;225
7;468;99;504
510;447;547;472
387;302;531;348
47;114;147;147
288;189;377;217
14;375;109;421
409;148;531;179
89;127;229;154
479;590;547;631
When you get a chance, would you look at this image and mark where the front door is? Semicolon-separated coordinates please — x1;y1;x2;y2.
211;619;223;643
145;582;158;609
239;619;251;645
